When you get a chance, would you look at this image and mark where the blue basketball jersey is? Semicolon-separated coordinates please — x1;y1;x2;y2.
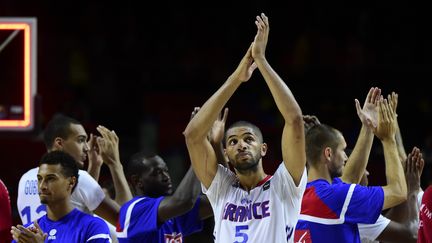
116;196;203;243
294;178;384;243
13;208;111;242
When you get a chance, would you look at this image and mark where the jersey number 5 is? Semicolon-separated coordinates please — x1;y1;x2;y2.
234;225;249;243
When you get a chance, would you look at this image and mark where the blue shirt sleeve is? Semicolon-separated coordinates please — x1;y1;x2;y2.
85;216;112;242
171;197;203;236
328;179;384;224
345;184;384;224
124;197;164;238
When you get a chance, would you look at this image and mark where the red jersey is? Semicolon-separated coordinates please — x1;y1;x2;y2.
418;186;432;243
0;179;12;243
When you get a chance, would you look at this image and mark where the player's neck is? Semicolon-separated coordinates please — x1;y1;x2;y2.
307;165;332;184
237;169;267;192
46;200;74;221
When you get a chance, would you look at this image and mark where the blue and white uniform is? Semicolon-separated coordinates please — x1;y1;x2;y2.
13;208;111;242
116;196;203;242
295;178;384;243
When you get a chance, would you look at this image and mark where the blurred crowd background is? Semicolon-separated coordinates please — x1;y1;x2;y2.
1;1;432;241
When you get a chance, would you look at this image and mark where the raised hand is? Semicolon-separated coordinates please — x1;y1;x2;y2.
375;98;397;141
252;13;269;60
406;147;424;193
88;133;103;166
388;92;398;114
96;125;132;204
209;107;229;145
354;87;381;129
96;125;120;166
231;43;257;82
387;91;409;162
87;133;104;180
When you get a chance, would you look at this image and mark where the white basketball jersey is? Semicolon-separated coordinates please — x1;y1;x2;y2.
203;163;307;243
17;168;46;225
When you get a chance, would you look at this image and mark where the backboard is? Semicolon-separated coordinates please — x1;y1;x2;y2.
0;17;37;131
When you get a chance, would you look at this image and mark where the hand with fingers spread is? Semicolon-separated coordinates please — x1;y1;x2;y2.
341;87;381;184
355;87;381;129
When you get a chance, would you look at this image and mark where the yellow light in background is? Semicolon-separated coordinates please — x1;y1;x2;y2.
0;22;33;129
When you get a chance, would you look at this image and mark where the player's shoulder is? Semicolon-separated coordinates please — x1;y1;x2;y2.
78;169;92;177
76;169;100;186
121;197;158;213
129;196;158;207
72;209;102;222
308;178;352;193
77;212;110;231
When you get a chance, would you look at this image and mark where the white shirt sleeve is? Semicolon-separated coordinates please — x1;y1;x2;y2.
358;214;391;241
71;170;105;213
417;190;424;209
272;163;307;202
202;165;237;206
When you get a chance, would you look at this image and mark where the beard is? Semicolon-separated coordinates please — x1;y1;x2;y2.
329;166;343;179
232;153;261;174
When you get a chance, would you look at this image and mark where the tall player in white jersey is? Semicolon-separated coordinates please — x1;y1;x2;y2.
17;114;131;242
184;13;307;243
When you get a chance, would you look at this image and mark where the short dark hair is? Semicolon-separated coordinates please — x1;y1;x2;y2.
305;124;341;166
43;114;81;149
126;152;158;178
39;150;79;191
224;120;264;145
